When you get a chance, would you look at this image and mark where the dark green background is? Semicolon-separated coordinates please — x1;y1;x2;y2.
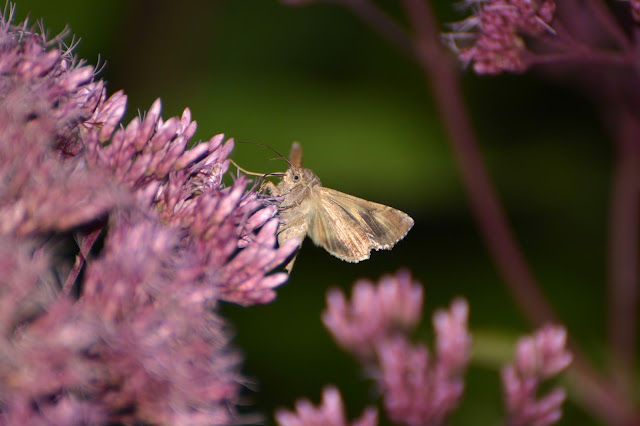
14;1;611;424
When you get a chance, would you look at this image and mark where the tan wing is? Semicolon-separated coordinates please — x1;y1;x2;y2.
307;187;414;262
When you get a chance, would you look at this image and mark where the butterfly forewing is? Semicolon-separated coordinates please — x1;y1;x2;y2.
308;191;373;262
321;188;414;248
308;187;414;262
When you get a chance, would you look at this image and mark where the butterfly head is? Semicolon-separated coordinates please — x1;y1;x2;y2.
279;166;322;192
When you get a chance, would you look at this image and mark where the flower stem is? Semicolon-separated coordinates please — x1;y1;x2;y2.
585;0;634;53
526;50;631;67
400;0;555;327
63;226;103;295
607;107;639;398
396;0;630;421
340;0;414;58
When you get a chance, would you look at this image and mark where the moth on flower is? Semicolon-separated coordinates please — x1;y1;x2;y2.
259;142;414;273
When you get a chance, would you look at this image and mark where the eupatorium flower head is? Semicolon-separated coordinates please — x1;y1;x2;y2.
275;386;378;426
446;0;556;74
293;269;572;426
631;0;640;21
322;271;471;426
501;325;572;426
375;299;471;426
322;269;423;360
0;3;295;424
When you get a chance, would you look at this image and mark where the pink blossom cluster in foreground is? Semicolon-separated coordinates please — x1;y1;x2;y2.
276;271;571;426
503;326;573;426
0;5;295;424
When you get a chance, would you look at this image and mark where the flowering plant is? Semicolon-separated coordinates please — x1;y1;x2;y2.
281;0;640;424
3;0;636;424
0;4;296;423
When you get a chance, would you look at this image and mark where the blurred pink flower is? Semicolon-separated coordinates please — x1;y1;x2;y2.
502;325;572;426
322;269;423;359
275;386;378;426
323;271;470;425
446;0;556;74
376;299;470;426
629;0;640;21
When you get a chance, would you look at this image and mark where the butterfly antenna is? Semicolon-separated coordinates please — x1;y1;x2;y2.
237;141;293;168
229;159;267;177
229;159;286;187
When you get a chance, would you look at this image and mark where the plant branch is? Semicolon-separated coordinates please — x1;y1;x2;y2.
399;0;555;328
526;50;631;67
62;226;102;295
396;0;630;421
286;0;414;57
586;0;634;53
340;0;414;58
607;106;639;397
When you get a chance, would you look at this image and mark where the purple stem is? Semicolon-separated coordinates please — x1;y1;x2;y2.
295;0;635;420
398;0;556;329
526;50;631;67
340;0;414;58
348;0;631;421
607;107;639;397
578;0;640;75
62;226;103;295
585;0;634;53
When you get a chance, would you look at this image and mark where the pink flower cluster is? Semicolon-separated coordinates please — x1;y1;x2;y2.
322;269;424;360
631;0;640;21
278;270;572;426
0;3;296;424
374;298;470;426
82;90;298;307
280;270;471;426
275;386;378;426
449;0;556;74
502;325;572;425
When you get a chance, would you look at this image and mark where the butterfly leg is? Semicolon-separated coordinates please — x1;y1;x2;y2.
260;181;281;196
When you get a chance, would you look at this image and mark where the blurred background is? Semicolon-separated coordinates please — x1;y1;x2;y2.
15;1;610;424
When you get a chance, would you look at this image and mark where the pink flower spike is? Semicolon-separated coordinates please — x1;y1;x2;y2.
373;299;470;426
322;270;424;360
275;386;378;426
150;116;179;152
59;65;94;91
135;98;163;150
502;325;572;426
532;325;572;378
17;48;59;78
207;133;226;154
97;93;127;142
173;141;210;170
239;205;278;247
322;283;382;359
514;325;572;379
179;107;197;139
433;297;471;374
378;269;423;330
376;336;431;425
